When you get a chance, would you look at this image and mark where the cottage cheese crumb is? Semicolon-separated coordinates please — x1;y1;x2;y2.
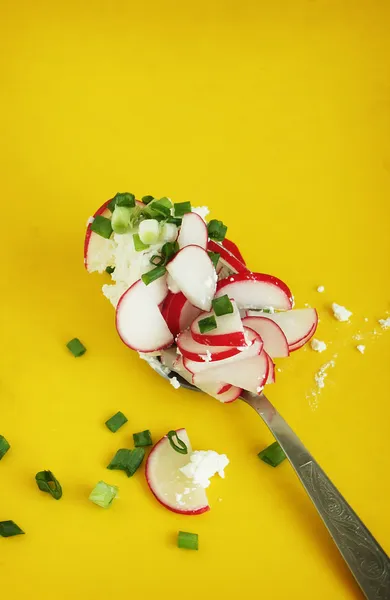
378;317;390;330
310;339;327;353
180;450;229;489
332;303;352;322
364;317;369;322
356;345;365;354
191;206;210;221
200;349;212;362
314;359;335;389
317;285;325;293
86;216;94;226
169;376;181;389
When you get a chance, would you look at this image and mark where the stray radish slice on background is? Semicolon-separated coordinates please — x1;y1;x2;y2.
216;272;293;311
84;199;115;273
194;350;269;395
166;245;217;311
265;352;275;384
177;213;208;250
116;280;174;352
145;429;209;515
163;292;202;337
247;308;318;349
176;329;244;363
208;239;248;275
190;299;246;347
241;316;289;358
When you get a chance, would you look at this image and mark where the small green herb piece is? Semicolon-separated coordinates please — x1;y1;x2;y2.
35;470;63;500
150;255;164;267
133;233;150;252
207;219;227;242
166;216;182;226
258;441;286;467
105;266;115;274
141;195;154;205
66;338;87;357
141;265;167;286
0;436;10;461
212;295;234;317
174;201;191;217
261;308;273;314
115;192;135;207
198;316;217;334
0;521;25;537
133;430;153;447
157;197;172;209
178;531;198;550
208;251;220;269
105;411;128;433
107;448;145;477
90;215;113;239
89;481;118;508
167;431;188;455
161;241;179;264
111;205;132;234
146;200;171;219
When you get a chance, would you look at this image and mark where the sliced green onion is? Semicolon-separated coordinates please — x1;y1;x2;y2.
178;531;198;550
166;216;182;226
0;436;10;461
198;315;217;334
139;219;160;244
66;338;87;357
141;195;155;205
90;215;113;239
105;266;115;274
133;233;150;252
150;255;164;267
207;219;227;242
212;295;233;317
146;200;171;218
160;222;178;243
115;192;135;207
261;308;273;314
133;430;153;447
0;521;25;537
174;201;191;217
167;431;188;455
35;470;62;500
161;241;179;263
89;480;118;508
258;441;286;467
141;265;166;286
105;411;128;433
111;205;132;234
107;448;145;477
157;197;172;209
208;251;220;269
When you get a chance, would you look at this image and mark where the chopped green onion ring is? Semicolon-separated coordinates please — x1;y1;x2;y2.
174;201;191;217
178;531;198;550
258;441;286;467
66;338;87;357
0;436;10;460
207;251;220;269
133;430;153;447
105;411;128;433
141;265;167;286
207;219;227;242
107;448;145;477
35;470;63;500
133;233;150;252
90;215;113;239
198;315;217;334
89;481;118;508
167;431;188;455
212;295;234;317
0;521;25;537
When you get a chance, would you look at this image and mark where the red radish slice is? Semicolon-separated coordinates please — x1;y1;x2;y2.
167;273;180;294
247;308;318;349
84;199;114;273
208;239;248;274
195;379;241;404
177;213;208;250
216;272;293;311
265;352;275;384
163;292;202;336
116;279;174;352
176;330;244;363
222;238;246;265
146;428;209;515
194;350;269;395
218;383;232;394
166;245;217;311
160;291;175;322
289;321;318;351
241;316;289;358
215;385;241;403
146;274;168;305
191;300;246;347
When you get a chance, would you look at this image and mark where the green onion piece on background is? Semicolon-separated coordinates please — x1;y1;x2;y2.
133;430;153;447
114;192;135;207
66;338;87;357
258;441;286;467
207;251;220;269
111;205;132;234
212;295;233;317
167;431;188;455
105;266;115;274
0;521;25;537
89;481;118;508
141;195;154;205
107;448;145;477
35;470;63;500
161;241;179;263
133;233;150;252
105;411;128;433
150;255;164;266
174;201;191;217
141;265;167;286
0;436;10;461
207;219;227;242
90;215;113;239
157;197;172;208
198;316;217;334
166;216;182;226
178;531;198;550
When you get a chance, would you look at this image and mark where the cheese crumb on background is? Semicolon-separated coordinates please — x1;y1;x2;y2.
378;317;390;330
169;377;181;389
180;450;229;488
310;339;327;353
356;345;366;354
332;303;352;322
317;285;325;293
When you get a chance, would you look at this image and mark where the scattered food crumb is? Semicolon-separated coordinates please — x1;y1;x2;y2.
304;302;311;308
310;339;327;353
356;345;365;354
317;285;325;293
277;368;282;373
314;359;336;390
86;216;94;226
332;303;352;322
353;333;363;341
364;317;369;322
378;317;390;330
169;377;181;389
218;497;223;502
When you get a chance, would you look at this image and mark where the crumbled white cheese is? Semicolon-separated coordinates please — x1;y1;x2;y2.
191;206;209;221
314;358;336;390
317;285;325;293
332;303;352;322
364;317;369;322
200;349;212;362
378;317;390;330
180;450;229;489
356;345;365;354
169;376;181;389
353;332;363;341
86;216;94;226
310;339;327;353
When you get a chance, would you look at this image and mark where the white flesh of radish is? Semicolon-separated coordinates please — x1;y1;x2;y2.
247;308;317;347
177;212;208;250
241;316;289;358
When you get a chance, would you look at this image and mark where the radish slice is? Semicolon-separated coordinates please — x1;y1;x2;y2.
166;273;180;294
241;316;289;358
163;292;202;336
194;350;269;395
176;329;244;363
216;272;293;311
116;279;174;352
195;380;241;403
215;385;241;403
247;308;318;349
264;352;275;384
221;238;246;265
208;239;248;274
191;300;246;347
166;245;217;311
177;213;208;250
84;199;115;273
289;321;318;351
146;274;168;305
146;429;209;515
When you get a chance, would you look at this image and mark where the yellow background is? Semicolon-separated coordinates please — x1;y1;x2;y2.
1;1;389;598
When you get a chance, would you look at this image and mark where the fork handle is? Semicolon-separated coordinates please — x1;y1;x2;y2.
242;391;390;600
